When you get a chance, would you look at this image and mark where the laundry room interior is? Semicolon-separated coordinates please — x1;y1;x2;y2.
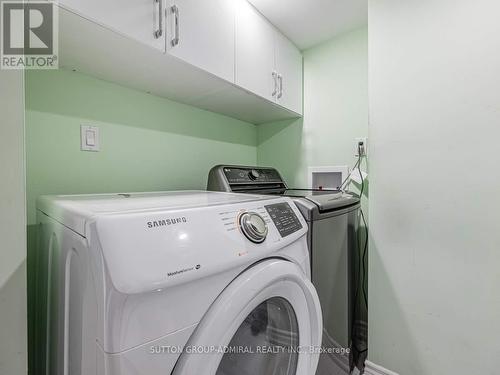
1;0;499;375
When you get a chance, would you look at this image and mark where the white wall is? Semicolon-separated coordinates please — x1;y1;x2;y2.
0;68;27;373
369;0;500;374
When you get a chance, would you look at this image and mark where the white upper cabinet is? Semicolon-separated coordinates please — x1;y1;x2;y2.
235;0;277;102
166;0;235;82
58;0;166;52
235;0;303;114
57;0;303;122
275;32;303;114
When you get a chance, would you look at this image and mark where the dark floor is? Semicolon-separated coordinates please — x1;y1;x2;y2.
316;352;347;375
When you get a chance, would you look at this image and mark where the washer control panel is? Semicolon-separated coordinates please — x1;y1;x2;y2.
265;202;303;238
223;167;283;184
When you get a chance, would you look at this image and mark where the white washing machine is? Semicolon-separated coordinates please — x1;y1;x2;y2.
35;191;322;375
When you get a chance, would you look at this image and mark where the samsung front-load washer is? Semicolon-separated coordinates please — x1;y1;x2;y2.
35;191;322;375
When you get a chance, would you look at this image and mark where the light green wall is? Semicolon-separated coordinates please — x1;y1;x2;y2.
0;65;27;375
25;69;257;225
258;27;368;198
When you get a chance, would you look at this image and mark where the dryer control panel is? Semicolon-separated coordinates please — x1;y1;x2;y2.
265;202;303;238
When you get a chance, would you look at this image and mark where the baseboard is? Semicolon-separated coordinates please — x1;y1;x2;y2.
364;361;400;375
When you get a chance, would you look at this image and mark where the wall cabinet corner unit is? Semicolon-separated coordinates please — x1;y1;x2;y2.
58;0;303;122
235;0;303;115
235;0;276;103
275;32;303;115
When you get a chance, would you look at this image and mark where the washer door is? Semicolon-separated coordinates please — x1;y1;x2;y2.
172;259;322;375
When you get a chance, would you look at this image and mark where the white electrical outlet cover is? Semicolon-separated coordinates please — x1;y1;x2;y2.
354;137;368;157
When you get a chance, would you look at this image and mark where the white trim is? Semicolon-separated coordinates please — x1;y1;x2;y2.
364;360;400;375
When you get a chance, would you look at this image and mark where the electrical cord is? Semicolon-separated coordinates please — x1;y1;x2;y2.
346;143;368;309
360;209;368;309
357;148;365;199
337;157;361;191
345;143;369;363
356;143;368;309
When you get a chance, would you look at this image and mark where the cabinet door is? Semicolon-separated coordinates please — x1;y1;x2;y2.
235;0;277;101
166;0;235;82
275;32;303;114
58;0;166;51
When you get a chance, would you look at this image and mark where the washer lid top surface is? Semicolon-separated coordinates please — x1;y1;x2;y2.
276;189;358;211
37;190;270;236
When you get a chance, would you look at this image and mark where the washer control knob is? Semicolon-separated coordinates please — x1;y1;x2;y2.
239;212;268;243
248;169;260;180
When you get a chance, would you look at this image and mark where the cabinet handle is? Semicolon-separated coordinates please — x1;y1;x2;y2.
153;0;163;39
171;5;180;46
272;71;278;97
277;74;283;98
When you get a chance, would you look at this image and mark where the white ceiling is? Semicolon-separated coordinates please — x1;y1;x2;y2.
248;0;368;50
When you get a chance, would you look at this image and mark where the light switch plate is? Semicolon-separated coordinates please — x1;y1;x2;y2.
81;125;100;152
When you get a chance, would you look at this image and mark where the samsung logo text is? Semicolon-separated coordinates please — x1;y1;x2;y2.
147;217;187;229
